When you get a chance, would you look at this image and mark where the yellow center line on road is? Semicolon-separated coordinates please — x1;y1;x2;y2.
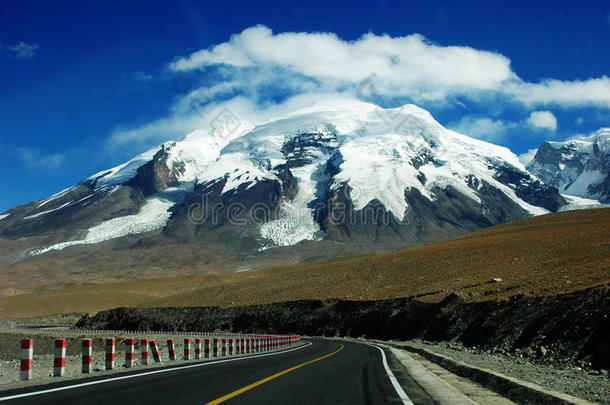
205;343;345;405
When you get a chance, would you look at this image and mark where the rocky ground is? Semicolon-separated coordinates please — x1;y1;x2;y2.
76;283;610;370
401;340;609;404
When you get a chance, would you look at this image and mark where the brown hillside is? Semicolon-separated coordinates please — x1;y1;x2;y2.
0;207;608;319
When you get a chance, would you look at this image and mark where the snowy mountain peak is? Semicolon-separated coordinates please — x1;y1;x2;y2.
1;99;566;259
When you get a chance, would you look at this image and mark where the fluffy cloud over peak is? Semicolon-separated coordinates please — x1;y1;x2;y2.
168;25;610;108
527;111;558;130
170;25;515;99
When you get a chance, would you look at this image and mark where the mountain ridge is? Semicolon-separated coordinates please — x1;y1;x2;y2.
1;99;567;265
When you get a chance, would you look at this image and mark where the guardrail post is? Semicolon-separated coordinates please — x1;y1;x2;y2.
222;338;227;357
213;338;219;357
149;339;161;363
167;338;176;361
106;338;115;370
82;339;92;373
184;338;191;360
54;338;66;377
195;338;202;360
20;339;33;381
205;338;211;358
125;338;135;368
141;338;149;365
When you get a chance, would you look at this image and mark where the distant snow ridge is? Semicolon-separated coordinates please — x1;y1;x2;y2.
528;127;610;201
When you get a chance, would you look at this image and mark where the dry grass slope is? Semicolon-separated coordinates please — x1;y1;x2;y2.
0;208;608;319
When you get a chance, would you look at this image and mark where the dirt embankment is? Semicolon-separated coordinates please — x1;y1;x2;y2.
77;283;610;369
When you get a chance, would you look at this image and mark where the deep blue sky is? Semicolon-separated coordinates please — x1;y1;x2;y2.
1;0;609;211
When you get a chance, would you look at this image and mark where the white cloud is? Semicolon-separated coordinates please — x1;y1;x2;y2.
18;148;65;169
170;25;515;101
508;77;610;108
128;71;153;82
104;26;610;157
9;42;39;58
527;111;557;130
168;25;610;108
107;115;204;150
448;116;516;142
518;148;538;165
576;117;584;126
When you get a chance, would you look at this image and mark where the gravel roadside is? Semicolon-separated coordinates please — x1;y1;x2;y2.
400;340;609;404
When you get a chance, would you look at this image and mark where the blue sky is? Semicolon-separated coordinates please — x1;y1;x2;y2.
1;0;609;211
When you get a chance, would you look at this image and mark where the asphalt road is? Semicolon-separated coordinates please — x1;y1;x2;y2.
0;338;437;405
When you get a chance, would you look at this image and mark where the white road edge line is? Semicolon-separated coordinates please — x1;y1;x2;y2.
0;342;313;402
367;344;414;405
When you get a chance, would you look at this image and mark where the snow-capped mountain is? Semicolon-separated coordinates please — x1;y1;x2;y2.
0;99;566;263
527;128;610;203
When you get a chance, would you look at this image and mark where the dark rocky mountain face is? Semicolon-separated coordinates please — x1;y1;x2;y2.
527;128;610;202
0;101;569;267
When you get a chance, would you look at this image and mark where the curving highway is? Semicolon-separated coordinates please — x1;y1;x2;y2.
0;338;440;405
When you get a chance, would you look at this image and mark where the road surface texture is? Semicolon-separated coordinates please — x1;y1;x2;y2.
0;338;449;404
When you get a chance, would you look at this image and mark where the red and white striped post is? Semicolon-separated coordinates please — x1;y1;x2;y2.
20;339;33;381
54;338;66;377
106;338;115;370
149;340;161;363
221;338;227;357
125;338;135;368
195;338;202;360
82;339;92;373
236;338;241;355
228;338;234;356
213;338;220;357
167;338;176;361
204;338;211;358
184;338;191;360
141;338;149;365
245;338;250;353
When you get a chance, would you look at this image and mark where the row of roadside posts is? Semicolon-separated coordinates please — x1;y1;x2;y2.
20;334;301;380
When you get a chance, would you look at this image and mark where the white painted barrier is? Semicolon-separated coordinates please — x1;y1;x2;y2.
195;338;202;360
141;338;149;365
125;338;135;368
105;338;115;370
53;339;66;377
82;339;92;373
20;339;33;381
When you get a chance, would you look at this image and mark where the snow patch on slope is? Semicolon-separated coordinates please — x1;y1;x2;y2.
36;186;74;209
563;170;606;196
0;214;10;221
559;194;604;211
88;149;158;190
30;183;193;256
23;202;72;220
259;163;322;247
